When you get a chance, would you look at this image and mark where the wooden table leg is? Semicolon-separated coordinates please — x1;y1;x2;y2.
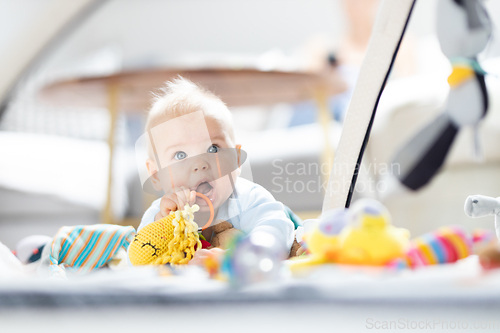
102;81;119;225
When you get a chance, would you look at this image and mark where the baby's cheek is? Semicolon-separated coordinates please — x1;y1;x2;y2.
167;174;191;192
215;152;239;176
215;176;234;200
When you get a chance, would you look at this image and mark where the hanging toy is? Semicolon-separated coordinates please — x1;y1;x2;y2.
128;192;213;266
390;0;491;191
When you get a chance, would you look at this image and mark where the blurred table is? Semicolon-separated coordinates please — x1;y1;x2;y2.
38;67;346;224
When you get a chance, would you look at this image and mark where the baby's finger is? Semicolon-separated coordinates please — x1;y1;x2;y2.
160;196;177;217
169;189;183;211
173;187;188;209
184;187;193;206
189;190;196;206
188;256;204;265
180;186;192;208
189;249;210;265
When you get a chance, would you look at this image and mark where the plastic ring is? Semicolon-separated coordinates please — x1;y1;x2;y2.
196;192;214;230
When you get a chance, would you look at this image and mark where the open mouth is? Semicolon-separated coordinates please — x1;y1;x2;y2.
194;181;216;206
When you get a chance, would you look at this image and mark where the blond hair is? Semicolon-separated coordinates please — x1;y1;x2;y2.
145;76;233;136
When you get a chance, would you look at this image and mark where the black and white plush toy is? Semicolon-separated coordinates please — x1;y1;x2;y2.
391;0;491;191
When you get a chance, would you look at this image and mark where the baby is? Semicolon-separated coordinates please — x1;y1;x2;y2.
139;77;294;259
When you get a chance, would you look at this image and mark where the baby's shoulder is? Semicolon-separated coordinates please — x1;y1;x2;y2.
234;177;277;206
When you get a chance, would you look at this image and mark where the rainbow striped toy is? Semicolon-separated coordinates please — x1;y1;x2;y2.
405;226;473;267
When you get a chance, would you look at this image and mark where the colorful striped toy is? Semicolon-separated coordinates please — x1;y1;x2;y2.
47;224;135;276
406;226;473;267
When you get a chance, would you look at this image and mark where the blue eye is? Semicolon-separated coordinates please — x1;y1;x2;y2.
174;151;187;160
207;144;219;153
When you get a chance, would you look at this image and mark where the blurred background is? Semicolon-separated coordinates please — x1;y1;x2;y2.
1;0;500;249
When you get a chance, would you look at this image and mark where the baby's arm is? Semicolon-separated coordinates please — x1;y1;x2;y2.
138;198;161;232
233;186;295;255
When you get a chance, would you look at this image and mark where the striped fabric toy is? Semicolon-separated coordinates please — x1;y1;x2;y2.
406;226;473;267
47;224;135;276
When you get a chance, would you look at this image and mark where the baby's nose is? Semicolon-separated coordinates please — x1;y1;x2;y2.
192;159;209;172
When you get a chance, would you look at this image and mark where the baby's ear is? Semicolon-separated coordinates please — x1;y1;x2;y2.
145;159;162;191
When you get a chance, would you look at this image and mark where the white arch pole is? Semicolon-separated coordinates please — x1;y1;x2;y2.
322;0;417;212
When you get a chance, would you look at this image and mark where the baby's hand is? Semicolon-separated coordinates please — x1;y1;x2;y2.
189;248;225;266
155;186;196;221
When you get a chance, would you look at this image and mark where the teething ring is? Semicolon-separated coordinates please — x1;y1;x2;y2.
196;192;214;230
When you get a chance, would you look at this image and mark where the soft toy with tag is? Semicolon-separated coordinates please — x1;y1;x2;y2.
210;220;244;249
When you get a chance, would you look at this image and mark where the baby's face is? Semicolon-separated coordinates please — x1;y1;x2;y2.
147;112;238;211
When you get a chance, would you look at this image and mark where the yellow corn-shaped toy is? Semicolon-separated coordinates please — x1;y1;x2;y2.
128;204;202;265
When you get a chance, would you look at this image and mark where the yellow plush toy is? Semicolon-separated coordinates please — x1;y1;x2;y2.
289;209;348;269
336;200;410;265
290;199;410;271
128;204;202;266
